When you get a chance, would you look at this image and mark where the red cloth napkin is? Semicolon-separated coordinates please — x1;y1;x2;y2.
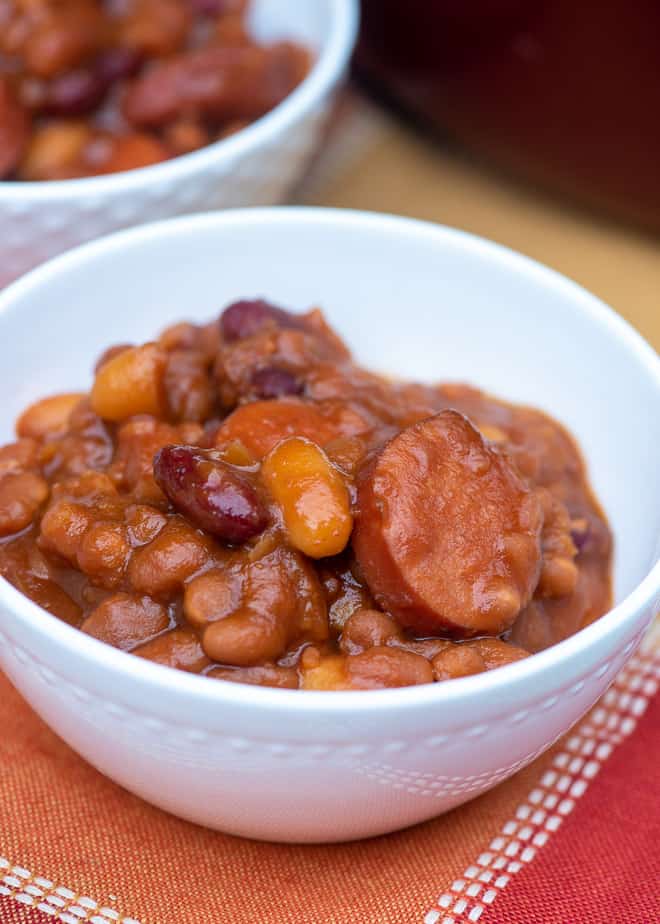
1;638;658;924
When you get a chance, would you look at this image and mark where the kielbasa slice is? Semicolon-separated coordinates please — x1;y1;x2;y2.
353;410;543;637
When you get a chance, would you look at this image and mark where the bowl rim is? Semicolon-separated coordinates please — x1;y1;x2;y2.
0;0;359;201
0;206;659;717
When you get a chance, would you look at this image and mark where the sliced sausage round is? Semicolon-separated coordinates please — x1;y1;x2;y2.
353;410;543;637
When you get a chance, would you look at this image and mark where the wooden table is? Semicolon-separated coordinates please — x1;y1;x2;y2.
299;97;660;351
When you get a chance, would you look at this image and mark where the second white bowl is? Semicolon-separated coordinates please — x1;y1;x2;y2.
0;0;358;287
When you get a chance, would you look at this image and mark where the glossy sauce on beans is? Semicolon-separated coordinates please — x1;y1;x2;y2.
0;299;613;690
0;1;311;181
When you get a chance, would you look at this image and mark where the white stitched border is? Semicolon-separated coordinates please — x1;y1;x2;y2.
425;649;660;923
0;860;138;924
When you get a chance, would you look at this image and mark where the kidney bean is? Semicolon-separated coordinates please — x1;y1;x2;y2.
95;46;144;85
153;444;268;543
251;366;303;399
189;0;233;14
0;77;30;178
220;299;306;342
122;45;273;128
44;69;107;117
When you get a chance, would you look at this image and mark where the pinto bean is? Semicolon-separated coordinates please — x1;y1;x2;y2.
133;626;210;673
199;546;327;665
81;593;170;650
154;444;268;543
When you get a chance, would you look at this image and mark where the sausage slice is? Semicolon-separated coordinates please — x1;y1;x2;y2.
353;410;543;637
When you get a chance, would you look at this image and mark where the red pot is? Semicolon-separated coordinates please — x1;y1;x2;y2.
355;0;660;231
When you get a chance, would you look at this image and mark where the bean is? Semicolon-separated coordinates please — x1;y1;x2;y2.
220;299;306;342
94;343;133;374
17;393;85;440
346;646;434;689
122;46;273;128
76;521;131;589
95;133;170;175
133;626;210;673
251;366;303;399
189;0;232;14
44;69;107;117
81;593;169;650
207;664;299;689
90;343;167;421
432;638;529;681
95;47;144;85
153;445;268;543
0;472;50;537
261;437;353;559
128;517;213;598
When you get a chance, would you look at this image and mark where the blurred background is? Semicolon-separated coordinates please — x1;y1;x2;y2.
301;0;660;350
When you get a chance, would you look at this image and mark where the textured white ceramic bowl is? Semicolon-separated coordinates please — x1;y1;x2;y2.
0;0;358;287
1;208;659;844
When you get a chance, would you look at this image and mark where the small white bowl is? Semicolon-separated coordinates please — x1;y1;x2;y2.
0;0;358;287
0;208;659;843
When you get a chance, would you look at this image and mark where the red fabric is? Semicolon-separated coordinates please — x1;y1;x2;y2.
0;894;55;923
487;690;660;924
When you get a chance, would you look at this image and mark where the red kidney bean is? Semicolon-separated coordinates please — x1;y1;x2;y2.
188;0;230;13
44;69;107;117
96;47;145;86
251;366;303;399
220;299;305;342
153;444;268;543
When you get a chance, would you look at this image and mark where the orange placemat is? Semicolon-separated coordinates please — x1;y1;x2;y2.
1;634;658;924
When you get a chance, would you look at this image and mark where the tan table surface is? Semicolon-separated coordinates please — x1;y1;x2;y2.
299;99;660;352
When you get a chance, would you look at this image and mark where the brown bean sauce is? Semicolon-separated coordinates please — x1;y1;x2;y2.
0;300;612;689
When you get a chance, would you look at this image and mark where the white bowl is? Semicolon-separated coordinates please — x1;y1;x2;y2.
0;0;358;287
1;208;659;843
